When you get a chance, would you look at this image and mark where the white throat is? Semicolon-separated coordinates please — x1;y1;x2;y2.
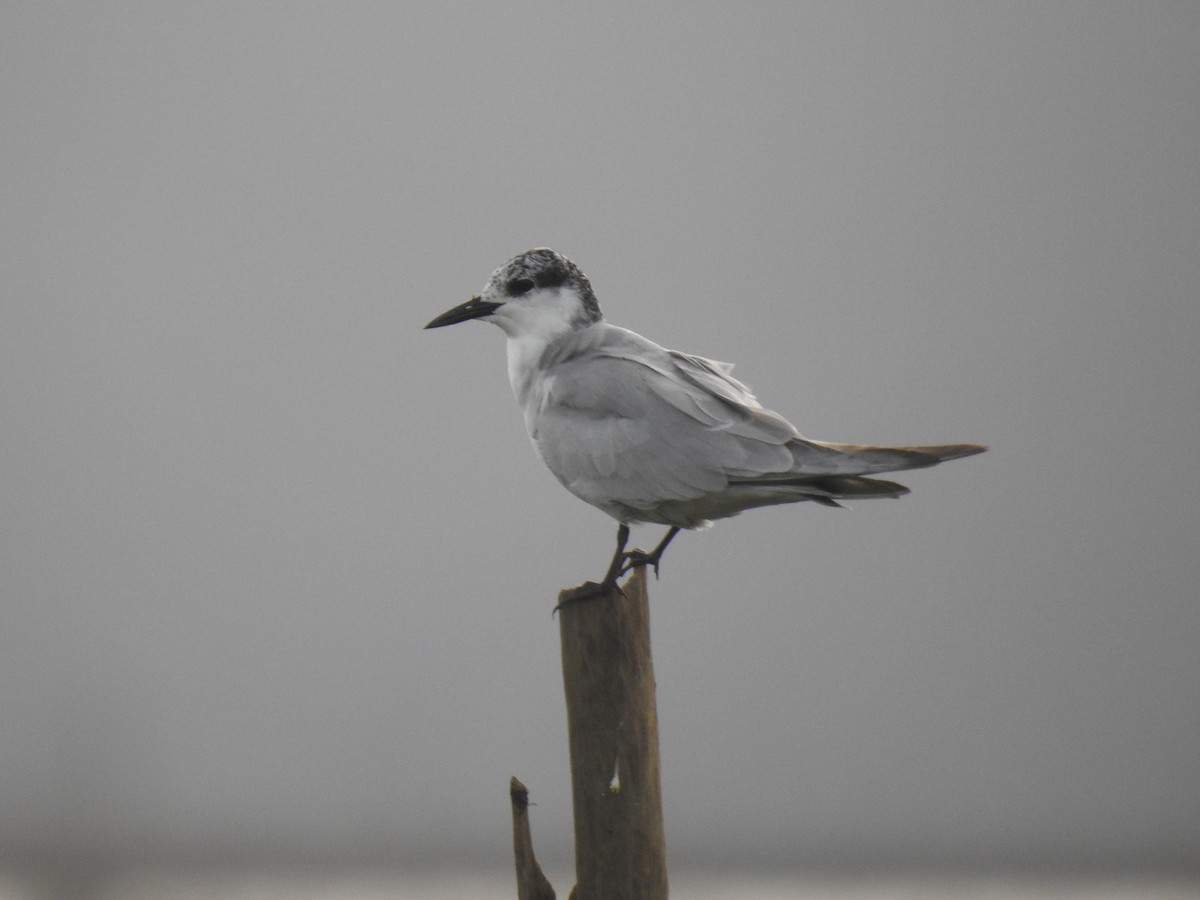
495;289;588;404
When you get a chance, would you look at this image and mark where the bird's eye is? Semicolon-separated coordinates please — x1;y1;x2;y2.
507;278;535;296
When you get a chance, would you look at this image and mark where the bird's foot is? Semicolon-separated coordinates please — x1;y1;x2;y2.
620;548;663;579
617;526;679;581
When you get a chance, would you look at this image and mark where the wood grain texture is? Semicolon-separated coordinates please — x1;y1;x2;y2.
557;568;667;900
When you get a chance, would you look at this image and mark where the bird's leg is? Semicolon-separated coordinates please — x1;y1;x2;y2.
599;522;632;586
557;523;631;607
621;526;681;579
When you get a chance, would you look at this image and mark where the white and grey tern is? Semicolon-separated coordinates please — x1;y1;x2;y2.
426;248;985;600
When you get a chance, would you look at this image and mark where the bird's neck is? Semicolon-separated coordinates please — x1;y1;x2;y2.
506;330;554;408
506;322;601;410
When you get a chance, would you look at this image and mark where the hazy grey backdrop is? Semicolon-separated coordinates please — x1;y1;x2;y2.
3;0;1198;890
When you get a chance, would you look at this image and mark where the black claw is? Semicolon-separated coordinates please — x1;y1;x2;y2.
619;550;660;579
554;578;625;615
557;523;680;614
617;526;680;581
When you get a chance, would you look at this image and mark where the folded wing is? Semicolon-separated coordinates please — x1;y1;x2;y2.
532;327;984;518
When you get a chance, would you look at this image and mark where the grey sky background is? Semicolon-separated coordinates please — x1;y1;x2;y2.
2;0;1198;886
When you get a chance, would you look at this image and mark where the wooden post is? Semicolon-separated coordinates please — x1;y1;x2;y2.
557;568;668;900
510;776;556;900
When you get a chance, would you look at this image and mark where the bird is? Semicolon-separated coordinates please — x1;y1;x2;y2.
425;248;986;601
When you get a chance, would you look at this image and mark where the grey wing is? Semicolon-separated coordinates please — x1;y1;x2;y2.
533;347;800;512
660;350;983;479
535;340;984;516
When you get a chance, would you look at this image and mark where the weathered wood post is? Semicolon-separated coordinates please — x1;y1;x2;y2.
510;776;556;900
558;568;668;899
509;568;668;899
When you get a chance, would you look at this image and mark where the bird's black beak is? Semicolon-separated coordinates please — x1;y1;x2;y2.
424;295;502;329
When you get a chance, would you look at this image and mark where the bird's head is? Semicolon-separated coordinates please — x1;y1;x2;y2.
425;248;602;340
